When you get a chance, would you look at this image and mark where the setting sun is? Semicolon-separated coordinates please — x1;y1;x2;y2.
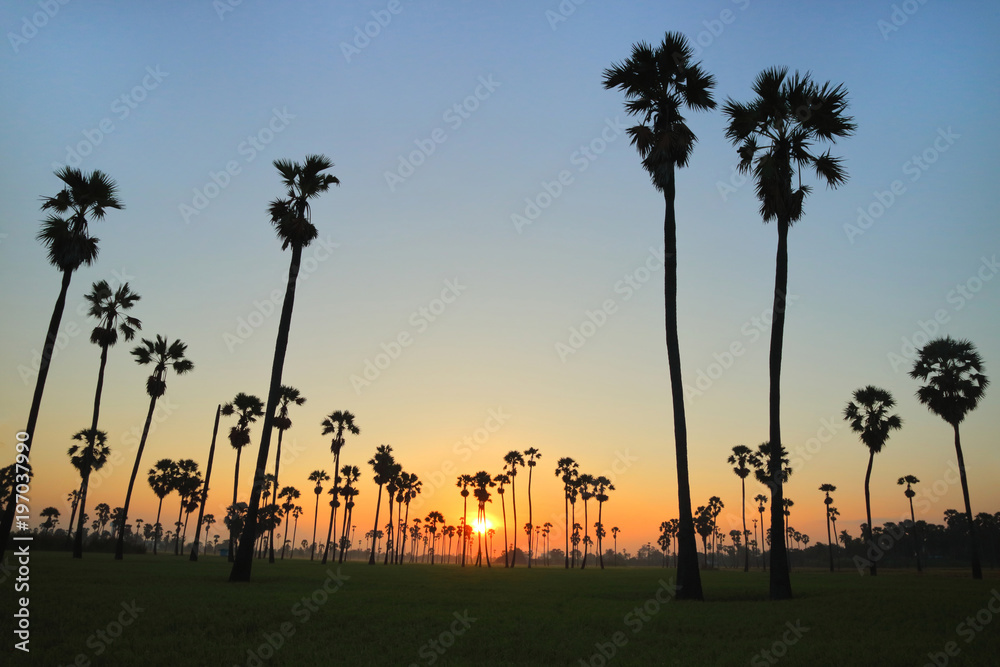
472;518;492;534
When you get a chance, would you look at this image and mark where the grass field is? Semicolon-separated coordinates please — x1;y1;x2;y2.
2;552;998;666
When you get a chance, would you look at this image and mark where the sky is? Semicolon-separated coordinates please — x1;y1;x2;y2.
1;0;998;557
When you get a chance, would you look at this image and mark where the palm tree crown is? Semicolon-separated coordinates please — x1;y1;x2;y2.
844;386;903;455
909;337;989;426
38;167;123;272
268;155;339;250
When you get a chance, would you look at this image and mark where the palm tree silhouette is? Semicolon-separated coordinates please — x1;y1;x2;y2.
456;474;473;567
0;168;123;559
910;337;989;579
171;459;201;555
844;385;902;576
819;484;837;572
828;507;840;559
724;67;855;599
146;458;178;555
611;526;620;566
115;335;192;560
231;155;339;582
728;444;753;572
289;505;303;559
593;476;614;569
268;386;306;563
307;469;330;560
368;445;396;564
753;494;768;571
603;32;716;600
523;447;541;567
897;475;922;573
277;485;301;559
190;405;221;562
503;451;525;566
319;410;359;564
397;472;421;565
68;428;110;556
578;473;595;569
382;466;403;565
782;499;794;551
494;472;511;567
425;511;444;564
39;507;60;533
222;393;264;562
555;457;578;569
337;466;361;563
472;471;495;567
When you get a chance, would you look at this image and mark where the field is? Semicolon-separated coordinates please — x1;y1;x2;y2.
2;552;998;666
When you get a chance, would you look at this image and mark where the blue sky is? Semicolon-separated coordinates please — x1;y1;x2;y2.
1;0;998;552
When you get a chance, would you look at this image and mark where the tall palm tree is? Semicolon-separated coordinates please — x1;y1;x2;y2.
503;450;525;566
222;392;264;561
593;476;614;569
0;168;123;560
171;459;201;555
472;471;495;567
897;475;921;573
524;447;541;567
320;410;360;564
727;444;753;572
828;506;840;557
910;337;989;579
68;428;110;557
724;67;855;600
555;457;578;569
577;473;595;569
146;458;178;555
307;470;330;560
603;33;716;601
396;472;421;565
65;489;81;543
844;385;903;577
367;445;395;564
819;484;837;572
337;466;361;563
754;494;768;570
268;385;306;563
493;473;511;567
611;526;620;566
382;465;403;565
456;474;474;567
425;511;444;564
190;405;221;562
115;335;192;560
231;155;339;582
277;486;301;559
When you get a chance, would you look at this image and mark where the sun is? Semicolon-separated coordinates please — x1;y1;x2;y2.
472;518;492;534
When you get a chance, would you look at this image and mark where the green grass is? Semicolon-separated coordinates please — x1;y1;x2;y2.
2;552;998;666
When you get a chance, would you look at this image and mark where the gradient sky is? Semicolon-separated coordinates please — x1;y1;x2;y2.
1;0;998;556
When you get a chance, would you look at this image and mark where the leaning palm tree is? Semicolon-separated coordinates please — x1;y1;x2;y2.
819;484;837;572
307;470;330;560
844;385;903;576
727;444;753;572
603;32;716;600
0;168;123;559
222;392;264;561
320;410;360;564
231;155;340;582
555;457;578;569
897;475;922;573
523;447;541;567
367;445;395;565
910;337;989;579
724;67;855;599
115;335;192;560
190;405;221;562
268;385;306;563
68;428;110;557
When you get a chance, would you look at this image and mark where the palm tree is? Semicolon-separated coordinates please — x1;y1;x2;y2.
39;507;60;533
524;447;541;567
494;473;511;567
319;410;359;564
844;385;902;576
202;514;216;554
897;475;922;573
555;457;578;569
190;405;221;562
382;465;403;565
782;499;795;551
222;392;264;561
727;444;753;572
503;450;525;566
593;476;614;569
396;472;421;564
277;486;301;559
307;470;330;560
828;507;840;557
65;489;81;542
0;168;123;559
456;474;473;567
268;385;306;563
911;337;989;579
724;67;854;599
603;32;716;600
115;335;193;560
93;503;112;536
425;511;444;564
472;471;495;567
337;467;361;564
231;155;340;582
368;445;395;564
68;428;110;557
578;473;595;569
146;458;178;555
611;526;620;566
819;484;837;572
754;494;768;570
171;459;201;555
289;505;303;559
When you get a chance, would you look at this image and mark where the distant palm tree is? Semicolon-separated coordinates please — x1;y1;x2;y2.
268;385;306;563
337;467;361;564
231;155;340;583
382;465;403;565
456;474;473;567
93;503;112;536
611;526;620;566
555;457;578;569
65;489;81;542
222;393;264;561
524;447;541;567
911;337;989;579
115;335;192;560
844;385;903;576
472;471;494;567
277;486;301;559
728;444;753;572
593;476;614;569
147;458;178;555
396;472;421;565
897;475;922;573
0;168;123;559
289;505;303;559
493;472;511;567
503;451;525;566
307;470;330;560
724;67;855;600
603;32;716;600
319;410;359;564
68;428;110;556
171;459;201;555
368;445;396;564
423;510;444;564
828;507;840;554
819;484;837;572
754;494;768;571
782;499;794;551
578;473;595;569
40;506;61;533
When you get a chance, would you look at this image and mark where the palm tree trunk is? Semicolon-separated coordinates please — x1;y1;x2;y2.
153;497;164;555
384;497;395;565
175;499;185;555
72;471;93;558
230;243;303;582
369;484;383;564
826;506;834;573
67;494;78;545
399;501;411;565
73;338;111;559
597;500;604;569
268;427;285;564
0;268;74;560
527;466;534;568
510;476;517;567
767;217;793;599
290;516;299;559
311;491;320;561
229;448;242;563
563;491;569;569
190;405;221;561
661;184;703;601
338;500;351;564
953;424;983;579
322;450;342;565
581;499;589;570
116;390;160;560
742;479;749;572
908;496;922;573
461;497;468;567
864;449;876;576
501;491;509;567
